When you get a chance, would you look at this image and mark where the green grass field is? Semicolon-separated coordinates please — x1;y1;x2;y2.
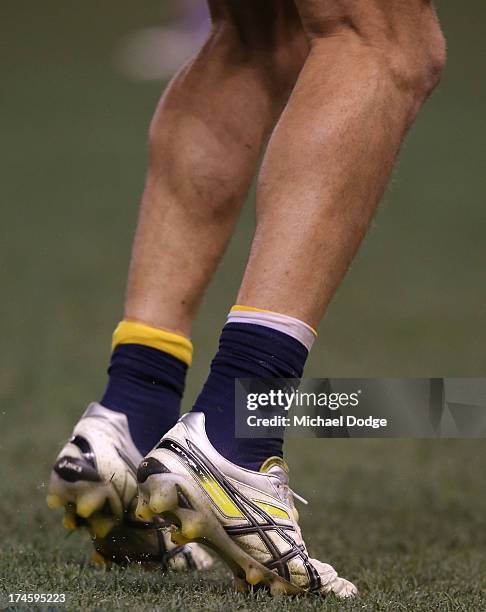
1;2;486;610
1;437;486;611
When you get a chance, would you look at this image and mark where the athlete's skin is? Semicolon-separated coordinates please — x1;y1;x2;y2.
125;0;445;333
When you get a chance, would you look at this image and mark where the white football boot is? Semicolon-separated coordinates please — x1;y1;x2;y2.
135;412;357;596
47;403;213;571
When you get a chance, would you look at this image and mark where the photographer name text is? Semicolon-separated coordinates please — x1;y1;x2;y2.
247;414;388;429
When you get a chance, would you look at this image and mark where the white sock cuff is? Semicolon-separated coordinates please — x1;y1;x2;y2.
227;307;317;352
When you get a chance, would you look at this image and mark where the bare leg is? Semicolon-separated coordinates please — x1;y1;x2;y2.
237;0;446;329
47;3;309;563
125;0;308;336
128;4;446;592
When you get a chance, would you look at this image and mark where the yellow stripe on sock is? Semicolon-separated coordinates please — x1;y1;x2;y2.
112;321;193;366
231;304;274;314
230;305;317;337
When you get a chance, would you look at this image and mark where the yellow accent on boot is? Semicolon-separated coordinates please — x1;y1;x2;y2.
112;320;193;366
254;501;290;520
200;477;243;518
259;456;289;474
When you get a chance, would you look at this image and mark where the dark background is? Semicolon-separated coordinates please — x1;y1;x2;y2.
1;2;485;610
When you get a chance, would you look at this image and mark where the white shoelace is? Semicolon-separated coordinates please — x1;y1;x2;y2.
276;480;308;506
290;489;308;505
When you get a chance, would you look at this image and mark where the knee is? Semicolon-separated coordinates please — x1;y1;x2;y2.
306;2;446;111
384;16;446;105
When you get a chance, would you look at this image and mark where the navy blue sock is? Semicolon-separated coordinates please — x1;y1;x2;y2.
101;344;187;456
192;323;308;471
